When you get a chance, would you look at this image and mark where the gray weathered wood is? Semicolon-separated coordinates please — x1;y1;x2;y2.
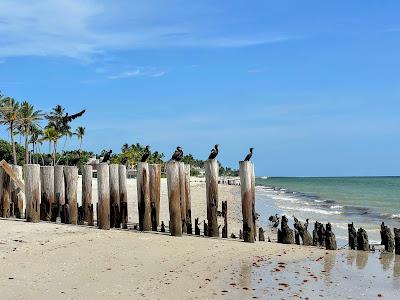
82;165;92;222
149;164;161;231
11;165;24;218
205;159;219;237
64;166;78;225
24;164;41;222
239;161;255;243
137;162;151;231
109;164;120;228
166;161;182;236
1;167;11;218
40;166;55;221
178;162;187;233
119;165;128;229
97;163;110;230
184;164;192;234
54;165;65;208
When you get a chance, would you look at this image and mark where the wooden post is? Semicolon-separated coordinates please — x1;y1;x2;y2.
64;166;78;225
149;164;161;231
222;200;228;238
166;161;182;236
178;162;187;233
54;165;65;218
97;163;110;230
205;159;219;237
137;162;151;231
119;165;128;229
82;165;92;222
11;165;24;218
109;164;120;228
40;166;54;221
184;164;192;234
239;161;255;243
24;164;40;222
1;167;11;218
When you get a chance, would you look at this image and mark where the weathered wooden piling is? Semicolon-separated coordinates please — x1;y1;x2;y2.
325;223;337;250
239;161;255;242
40;166;54;221
1;167;11;218
97;163;110;230
119;165;128;229
277;215;294;244
82;165;92;222
259;227;265;241
24;164;41;222
195;217;200;235
137;162;151;231
64;166;78;225
357;227;369;251
221;200;228;238
11;165;24;218
380;222;394;252
54;165;65;211
294;217;312;246
109;164;120;228
178;162;187;233
348;223;357;250
394;228;400;255
205;159;219;237
184;164;192;234
166;161;182;236
149;164;161;231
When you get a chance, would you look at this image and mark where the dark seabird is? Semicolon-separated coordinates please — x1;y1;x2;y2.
244;147;254;161
61;109;86;127
101;149;112;163
171;146;183;161
140;145;151;162
208;144;219;160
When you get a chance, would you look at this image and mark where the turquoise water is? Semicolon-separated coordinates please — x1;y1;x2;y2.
255;177;400;243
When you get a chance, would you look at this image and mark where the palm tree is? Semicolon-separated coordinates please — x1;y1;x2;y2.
0;97;20;164
41;127;61;165
30;125;43;163
75;126;85;152
19;101;43;164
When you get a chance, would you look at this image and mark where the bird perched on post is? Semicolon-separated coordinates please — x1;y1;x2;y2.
140;145;151;162
244;147;254;161
101;150;112;163
171;146;183;161
208;144;219;160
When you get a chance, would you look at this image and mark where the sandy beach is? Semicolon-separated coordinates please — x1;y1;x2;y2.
1;179;399;299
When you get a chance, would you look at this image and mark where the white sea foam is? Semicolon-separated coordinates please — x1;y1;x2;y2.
389;214;400;219
330;205;344;209
278;205;342;215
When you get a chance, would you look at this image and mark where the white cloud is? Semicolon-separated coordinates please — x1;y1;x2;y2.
0;0;292;60
107;68;166;80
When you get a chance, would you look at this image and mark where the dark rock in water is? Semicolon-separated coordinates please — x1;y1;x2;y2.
203;220;208;236
394;228;400;255
294;230;300;245
348;223;357;250
312;221;325;247
160;221;166;232
259;227;265;241
325;223;337;250
357;227;369;251
230;233;237;239
380;222;394;253
195;218;200;235
294;216;312;246
277;215;294;244
239;229;243;240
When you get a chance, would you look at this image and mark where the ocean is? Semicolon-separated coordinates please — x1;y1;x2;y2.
255;176;400;244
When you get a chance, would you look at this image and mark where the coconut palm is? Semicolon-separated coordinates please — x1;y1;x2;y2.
0;97;20;164
19;101;43;163
41;126;62;165
29;125;43;163
75;126;85;152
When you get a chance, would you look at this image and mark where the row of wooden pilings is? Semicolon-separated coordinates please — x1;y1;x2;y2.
1;160;257;242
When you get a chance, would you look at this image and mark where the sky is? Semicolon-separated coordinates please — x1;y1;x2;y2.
0;0;400;176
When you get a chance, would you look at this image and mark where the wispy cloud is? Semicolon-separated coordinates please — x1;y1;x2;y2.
107;68;166;80
0;0;293;60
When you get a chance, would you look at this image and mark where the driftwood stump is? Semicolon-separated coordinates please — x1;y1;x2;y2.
294;217;312;246
203;220;208;236
184;164;192;234
0;168;11;218
221;200;228;238
137;162;151;231
205;159;219;237
40;166;54;221
277;215;294;244
313;221;325;247
394;228;400;255
24;164;40;222
87;203;94;226
109;164;120;228
325;223;337;250
97;163;110;230
166;161;182;236
11;165;24;218
119;165;128;229
149;164;161;231
178;162;187;233
380;222;394;253
82;165;92;222
348;223;357;250
195;217;200;235
64;166;78;225
54;165;65;212
357;228;369;251
259;227;265;241
239;161;255;243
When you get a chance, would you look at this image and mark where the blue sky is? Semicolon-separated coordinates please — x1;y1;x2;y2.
1;0;400;176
